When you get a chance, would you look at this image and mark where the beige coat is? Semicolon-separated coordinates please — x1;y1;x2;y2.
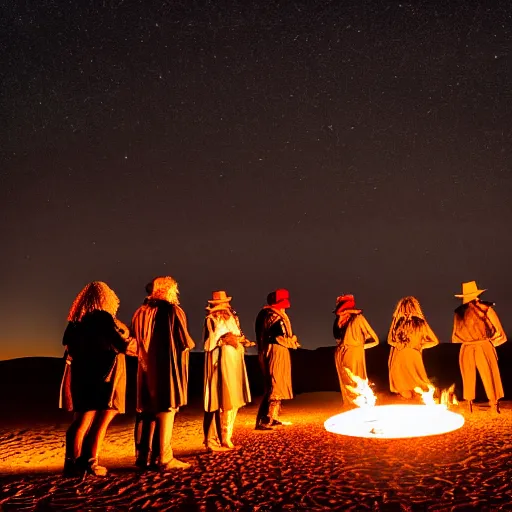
452;302;506;402
203;311;251;412
334;311;379;404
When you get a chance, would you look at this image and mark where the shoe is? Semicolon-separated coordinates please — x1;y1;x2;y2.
221;439;236;450
205;437;230;452
206;443;231;453
135;458;149;470
63;457;86;478
159;458;191;471
492;401;501;414
255;422;275;431
270;420;283;427
87;458;108;477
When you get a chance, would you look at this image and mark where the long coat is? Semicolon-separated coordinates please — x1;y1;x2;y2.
388;317;439;395
203;311;251;412
255;306;298;401
333;311;378;404
131;299;195;413
59;310;136;413
452;302;506;402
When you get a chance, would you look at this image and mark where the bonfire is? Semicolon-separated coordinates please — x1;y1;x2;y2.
325;369;464;439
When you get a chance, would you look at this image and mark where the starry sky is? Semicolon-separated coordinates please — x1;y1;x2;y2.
1;1;512;360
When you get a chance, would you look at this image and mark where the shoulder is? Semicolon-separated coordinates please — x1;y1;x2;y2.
454;304;467;316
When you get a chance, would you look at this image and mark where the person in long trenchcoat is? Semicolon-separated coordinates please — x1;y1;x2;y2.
202;290;253;451
387;296;439;399
452;280;507;413
332;294;379;405
131;276;195;470
255;288;300;430
60;281;136;477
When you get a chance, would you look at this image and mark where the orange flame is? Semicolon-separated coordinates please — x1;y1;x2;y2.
344;368;377;408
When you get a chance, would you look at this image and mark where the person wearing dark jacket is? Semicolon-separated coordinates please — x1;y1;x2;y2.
131;276;195;470
254;289;300;430
60;281;136;477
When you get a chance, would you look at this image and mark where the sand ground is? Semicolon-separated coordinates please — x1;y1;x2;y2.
1;392;512;511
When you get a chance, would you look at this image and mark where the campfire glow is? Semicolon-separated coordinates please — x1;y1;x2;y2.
325;371;464;439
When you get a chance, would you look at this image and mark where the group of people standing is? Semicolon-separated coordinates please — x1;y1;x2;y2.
59;278;298;477
59;277;507;477
332;280;507;415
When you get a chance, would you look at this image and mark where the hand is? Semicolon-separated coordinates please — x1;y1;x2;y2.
220;332;240;348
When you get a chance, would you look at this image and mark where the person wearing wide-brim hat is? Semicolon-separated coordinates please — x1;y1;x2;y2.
254;289;300;430
202;290;253;451
332;294;379;405
452;281;507;413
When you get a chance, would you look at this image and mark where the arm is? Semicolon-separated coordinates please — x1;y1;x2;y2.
361;316;379;349
421;323;440;349
276;334;300;349
487;308;507;347
451;314;465;343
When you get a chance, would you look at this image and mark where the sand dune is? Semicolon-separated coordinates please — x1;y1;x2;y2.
2;392;512;511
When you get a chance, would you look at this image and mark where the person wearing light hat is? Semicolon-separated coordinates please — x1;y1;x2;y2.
333;294;379;405
202;291;253;451
452;281;507;413
254;288;300;430
131;276;196;470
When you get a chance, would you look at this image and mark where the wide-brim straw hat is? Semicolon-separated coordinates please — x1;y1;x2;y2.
208;290;232;304
455;280;487;304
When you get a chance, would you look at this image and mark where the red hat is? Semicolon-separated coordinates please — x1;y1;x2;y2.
267;288;291;309
334;294;356;314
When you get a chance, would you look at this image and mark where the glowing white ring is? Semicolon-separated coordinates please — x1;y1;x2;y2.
324;404;465;439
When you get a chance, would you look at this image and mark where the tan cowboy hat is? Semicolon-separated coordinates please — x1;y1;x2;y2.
208;290;232;304
455;281;487;304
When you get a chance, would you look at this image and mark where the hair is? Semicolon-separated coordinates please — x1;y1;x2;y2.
67;281;120;322
388;296;426;343
148;276;180;304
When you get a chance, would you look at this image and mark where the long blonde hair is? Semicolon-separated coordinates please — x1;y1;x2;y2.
67;281;120;322
387;296;425;344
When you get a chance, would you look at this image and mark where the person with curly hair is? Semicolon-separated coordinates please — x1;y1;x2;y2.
333;294;379;405
60;281;136;477
452;281;507;413
387;296;439;399
202;291;253;451
255;289;300;430
131;276;195;470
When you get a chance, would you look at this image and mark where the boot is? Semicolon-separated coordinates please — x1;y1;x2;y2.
63;457;86;478
221;409;237;449
205;436;230;452
268;400;282;426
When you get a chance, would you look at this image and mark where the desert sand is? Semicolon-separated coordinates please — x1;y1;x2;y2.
2;391;512;511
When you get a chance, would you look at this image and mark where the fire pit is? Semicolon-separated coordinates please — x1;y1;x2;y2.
324;403;465;439
325;369;465;439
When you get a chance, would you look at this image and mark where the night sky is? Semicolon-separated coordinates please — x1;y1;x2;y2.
2;1;512;360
